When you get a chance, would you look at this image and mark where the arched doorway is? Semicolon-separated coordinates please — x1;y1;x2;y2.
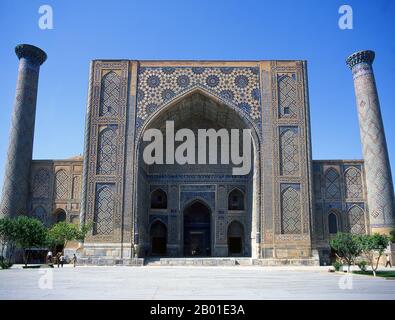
53;209;66;223
328;211;338;234
227;221;244;256
150;220;167;255
183;200;211;257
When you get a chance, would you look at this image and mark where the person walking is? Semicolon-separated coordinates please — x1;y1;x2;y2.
46;250;52;264
71;254;77;268
59;254;65;268
385;254;392;268
56;252;62;268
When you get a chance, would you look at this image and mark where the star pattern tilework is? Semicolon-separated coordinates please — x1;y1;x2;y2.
136;66;262;132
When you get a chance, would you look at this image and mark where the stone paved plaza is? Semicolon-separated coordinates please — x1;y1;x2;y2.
1;266;395;300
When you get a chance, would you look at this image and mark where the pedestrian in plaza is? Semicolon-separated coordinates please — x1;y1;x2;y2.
71;254;77;268
59;254;65;268
385;254;392;268
56;252;62;268
46;250;53;264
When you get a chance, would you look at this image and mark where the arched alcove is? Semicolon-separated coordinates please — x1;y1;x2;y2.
53;208;67;223
150;189;168;209
150;220;167;256
134;89;261;258
227;220;245;256
328;211;338;235
228;188;245;211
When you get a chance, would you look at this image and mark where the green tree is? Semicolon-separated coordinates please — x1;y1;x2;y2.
390;229;395;243
0;218;18;268
330;232;361;272
13;216;48;266
79;223;92;242
47;222;91;252
357;233;390;277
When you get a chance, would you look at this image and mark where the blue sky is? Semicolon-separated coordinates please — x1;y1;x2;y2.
0;0;394;188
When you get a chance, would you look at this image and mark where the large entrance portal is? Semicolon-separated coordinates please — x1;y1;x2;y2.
136;90;260;258
183;201;211;257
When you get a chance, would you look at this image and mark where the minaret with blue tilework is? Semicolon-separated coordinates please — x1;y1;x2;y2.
0;44;47;218
346;50;395;233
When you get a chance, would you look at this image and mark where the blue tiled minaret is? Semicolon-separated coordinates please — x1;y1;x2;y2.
347;50;395;232
0;44;47;217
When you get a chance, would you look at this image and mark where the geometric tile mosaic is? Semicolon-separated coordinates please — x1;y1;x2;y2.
280;128;299;176
32;168;50;199
100;71;121;117
97;127;118;175
94;185;114;235
281;186;301;234
345;167;363;199
325;168;341;199
54;169;68;200
278;74;297;118
136;66;261;134
348;205;366;234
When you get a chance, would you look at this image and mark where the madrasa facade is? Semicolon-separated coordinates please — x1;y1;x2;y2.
1;44;394;265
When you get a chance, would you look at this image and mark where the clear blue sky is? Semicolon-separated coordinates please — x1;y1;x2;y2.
0;0;394;188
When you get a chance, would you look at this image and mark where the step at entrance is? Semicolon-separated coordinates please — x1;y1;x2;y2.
144;257;253;266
